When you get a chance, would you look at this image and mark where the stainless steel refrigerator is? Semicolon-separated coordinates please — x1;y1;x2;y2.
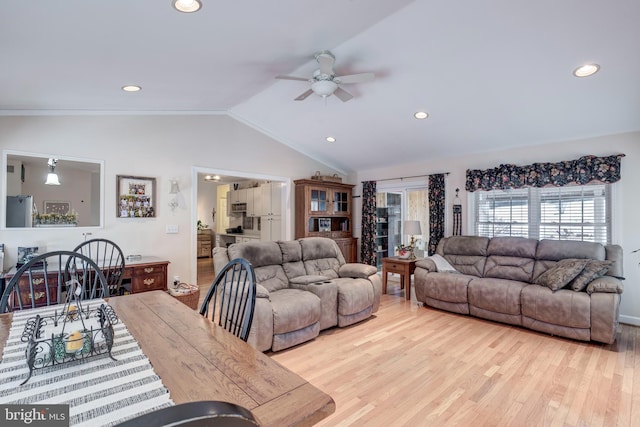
6;195;34;227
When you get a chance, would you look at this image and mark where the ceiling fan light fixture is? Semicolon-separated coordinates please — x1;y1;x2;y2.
311;80;338;97
573;63;600;77
172;0;202;13
414;111;429;119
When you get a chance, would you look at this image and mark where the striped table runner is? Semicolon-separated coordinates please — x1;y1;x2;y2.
0;300;174;426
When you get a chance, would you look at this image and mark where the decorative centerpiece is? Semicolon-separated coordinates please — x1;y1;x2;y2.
396;244;412;259
19;279;118;385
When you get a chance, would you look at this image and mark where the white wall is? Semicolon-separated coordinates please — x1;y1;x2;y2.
0;114;343;283
356;131;640;325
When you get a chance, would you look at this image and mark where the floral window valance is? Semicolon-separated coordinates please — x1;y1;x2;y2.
465;154;625;192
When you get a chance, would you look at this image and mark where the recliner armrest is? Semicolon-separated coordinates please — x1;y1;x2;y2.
586;276;624;295
339;263;377;279
256;284;270;299
415;258;437;272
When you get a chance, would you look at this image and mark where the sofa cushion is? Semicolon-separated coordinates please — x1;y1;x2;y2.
282;261;307;279
569;259;614;291
487;236;538;258
534;258;589;291
228;241;283;267
335;278;374;316
468;277;527;315
533;239;605;280
253;264;290;292
484;255;535;283
521;286;591;329
437;236;489;276
278;240;302;262
304;258;341;278
270;289;321;334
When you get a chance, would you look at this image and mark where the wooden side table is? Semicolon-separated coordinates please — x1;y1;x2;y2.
381;257;419;300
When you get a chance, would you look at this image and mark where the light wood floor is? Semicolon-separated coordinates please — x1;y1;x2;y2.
197;258;640;426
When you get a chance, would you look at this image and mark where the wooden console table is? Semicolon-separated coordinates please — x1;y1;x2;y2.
3;256;170;301
381;257;420;300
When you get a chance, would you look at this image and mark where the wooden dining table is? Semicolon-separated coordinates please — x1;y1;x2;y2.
0;290;335;427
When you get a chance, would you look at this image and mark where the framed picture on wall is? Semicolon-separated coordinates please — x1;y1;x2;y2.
44;200;71;215
116;175;156;218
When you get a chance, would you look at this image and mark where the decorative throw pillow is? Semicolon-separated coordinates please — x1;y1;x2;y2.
534;258;589;291
428;254;458;273
569;259;614;292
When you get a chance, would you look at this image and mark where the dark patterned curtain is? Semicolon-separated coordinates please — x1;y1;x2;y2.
428;174;445;255
361;181;377;266
465;154;625;192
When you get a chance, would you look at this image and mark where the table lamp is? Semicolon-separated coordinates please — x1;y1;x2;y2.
404;220;422;260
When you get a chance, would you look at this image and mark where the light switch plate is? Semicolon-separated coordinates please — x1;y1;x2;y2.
166;224;179;234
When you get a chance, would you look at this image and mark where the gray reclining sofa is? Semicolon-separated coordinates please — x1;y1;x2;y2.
213;237;381;352
414;236;624;344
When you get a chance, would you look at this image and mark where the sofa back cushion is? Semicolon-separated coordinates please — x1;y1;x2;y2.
300;237;343;278
532;239;606;282
484;237;538;282
278;240;307;279
228;241;289;292
438;236;489;277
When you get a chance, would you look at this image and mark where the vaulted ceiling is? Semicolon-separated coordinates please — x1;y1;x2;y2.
2;1;639;173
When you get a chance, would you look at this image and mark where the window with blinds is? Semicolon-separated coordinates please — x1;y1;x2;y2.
473;184;611;244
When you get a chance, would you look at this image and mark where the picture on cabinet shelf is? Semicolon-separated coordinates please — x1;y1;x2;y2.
116;175;156;218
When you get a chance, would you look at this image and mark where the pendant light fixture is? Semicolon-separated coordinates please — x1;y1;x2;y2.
45;158;61;185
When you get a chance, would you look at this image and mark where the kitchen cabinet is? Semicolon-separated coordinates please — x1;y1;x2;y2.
294;179;356;262
246;187;262;218
260;215;282;242
197;229;212;258
260;182;283;216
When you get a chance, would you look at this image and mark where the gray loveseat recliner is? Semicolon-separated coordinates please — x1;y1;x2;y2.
213;237;381;352
414;236;624;344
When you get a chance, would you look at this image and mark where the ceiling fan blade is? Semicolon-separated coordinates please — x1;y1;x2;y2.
334;72;375;84
333;87;353;102
316;52;335;76
294;89;314;101
275;75;310;82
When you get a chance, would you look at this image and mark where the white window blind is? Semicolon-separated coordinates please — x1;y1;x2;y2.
473;184;611;244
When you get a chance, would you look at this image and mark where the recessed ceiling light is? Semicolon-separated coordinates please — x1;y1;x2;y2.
326;136;336;143
122;85;141;92
414;111;429;119
573;64;600;77
172;0;202;13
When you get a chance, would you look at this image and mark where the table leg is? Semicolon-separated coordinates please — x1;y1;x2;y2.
382;266;388;294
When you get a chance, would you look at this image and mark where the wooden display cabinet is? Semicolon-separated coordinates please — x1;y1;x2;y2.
294;179;357;262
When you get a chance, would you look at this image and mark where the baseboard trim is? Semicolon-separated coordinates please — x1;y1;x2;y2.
619;314;640;326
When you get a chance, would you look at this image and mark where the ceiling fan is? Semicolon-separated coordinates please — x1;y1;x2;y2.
275;50;375;102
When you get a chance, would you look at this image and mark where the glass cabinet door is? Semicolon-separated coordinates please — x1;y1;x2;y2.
333;191;350;214
310;188;328;213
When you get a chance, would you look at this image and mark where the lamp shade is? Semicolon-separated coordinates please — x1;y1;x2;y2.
404;220;421;236
169;181;180;194
45;172;61;186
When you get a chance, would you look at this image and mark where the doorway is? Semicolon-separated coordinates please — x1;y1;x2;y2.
375;183;428;268
192;167;291;287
